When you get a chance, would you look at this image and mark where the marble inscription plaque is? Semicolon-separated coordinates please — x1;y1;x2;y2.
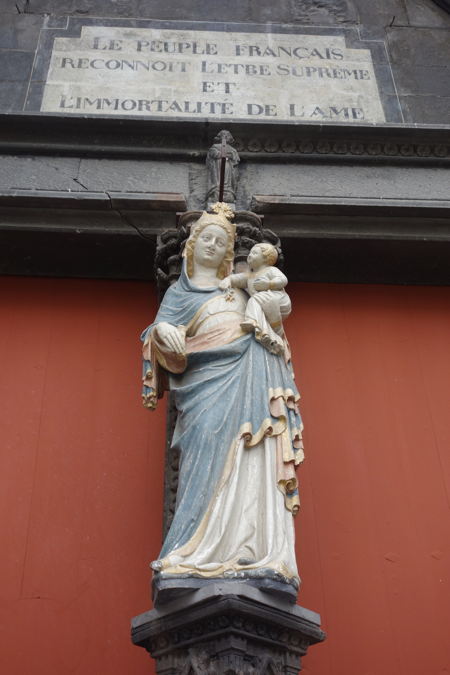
41;26;386;123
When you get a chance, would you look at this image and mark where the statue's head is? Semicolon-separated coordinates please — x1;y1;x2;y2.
248;242;279;268
184;203;236;279
214;129;234;145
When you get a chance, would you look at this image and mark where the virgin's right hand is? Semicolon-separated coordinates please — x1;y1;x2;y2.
219;277;231;290
154;322;186;354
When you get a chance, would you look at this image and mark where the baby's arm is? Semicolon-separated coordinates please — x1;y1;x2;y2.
219;272;249;290
265;267;288;290
253;266;287;291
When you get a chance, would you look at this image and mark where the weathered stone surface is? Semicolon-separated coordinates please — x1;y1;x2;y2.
405;0;450;27
135;0;252;21
20;0;359;23
0;49;34;81
357;0;409;39
287;0;357;24
187;164;208;211
5;0;450;31
400;94;450;125
0;13;43;50
240;162;450;202
0;0;25;13
387;26;450;65
0;156;82;191
22;0;253;20
393;65;450;97
77;158;191;194
18;0;358;23
0;81;28;111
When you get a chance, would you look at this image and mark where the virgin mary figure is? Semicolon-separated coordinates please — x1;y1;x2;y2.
141;205;304;596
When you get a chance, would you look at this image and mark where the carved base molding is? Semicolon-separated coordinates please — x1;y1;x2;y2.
131;582;325;674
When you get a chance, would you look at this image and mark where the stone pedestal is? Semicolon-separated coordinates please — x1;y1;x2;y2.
131;581;325;674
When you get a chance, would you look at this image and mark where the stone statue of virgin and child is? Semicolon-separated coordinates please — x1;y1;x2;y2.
141;203;305;599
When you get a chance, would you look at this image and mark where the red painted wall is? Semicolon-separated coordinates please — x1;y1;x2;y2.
0;277;449;674
0;277;165;675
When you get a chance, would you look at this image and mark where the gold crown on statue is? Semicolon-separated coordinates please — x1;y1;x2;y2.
190;202;236;240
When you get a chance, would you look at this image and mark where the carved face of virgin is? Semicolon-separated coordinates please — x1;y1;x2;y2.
193;224;228;269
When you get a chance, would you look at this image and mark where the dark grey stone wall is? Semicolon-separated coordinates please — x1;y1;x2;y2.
2;152;449;206
1;0;449;124
0;0;449;286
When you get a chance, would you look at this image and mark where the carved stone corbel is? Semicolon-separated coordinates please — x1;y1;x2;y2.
132;583;326;675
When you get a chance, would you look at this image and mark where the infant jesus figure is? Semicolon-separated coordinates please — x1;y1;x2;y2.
219;242;291;355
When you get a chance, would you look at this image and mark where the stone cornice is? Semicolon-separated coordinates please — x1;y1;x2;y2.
0;189;186;212
0;114;449;285
1;113;449;164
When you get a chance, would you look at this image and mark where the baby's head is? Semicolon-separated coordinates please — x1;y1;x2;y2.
248;243;278;269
